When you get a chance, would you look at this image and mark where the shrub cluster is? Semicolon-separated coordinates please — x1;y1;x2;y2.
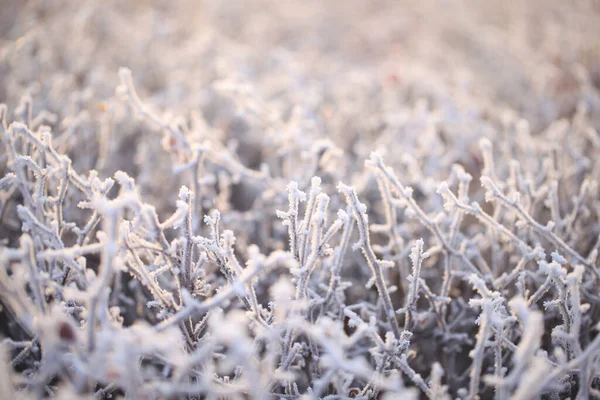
1;1;600;399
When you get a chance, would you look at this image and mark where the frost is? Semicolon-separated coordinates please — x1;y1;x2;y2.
1;2;600;399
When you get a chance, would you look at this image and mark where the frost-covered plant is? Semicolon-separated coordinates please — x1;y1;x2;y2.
2;1;600;399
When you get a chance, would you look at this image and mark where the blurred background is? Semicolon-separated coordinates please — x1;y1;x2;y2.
1;0;600;216
1;0;600;119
